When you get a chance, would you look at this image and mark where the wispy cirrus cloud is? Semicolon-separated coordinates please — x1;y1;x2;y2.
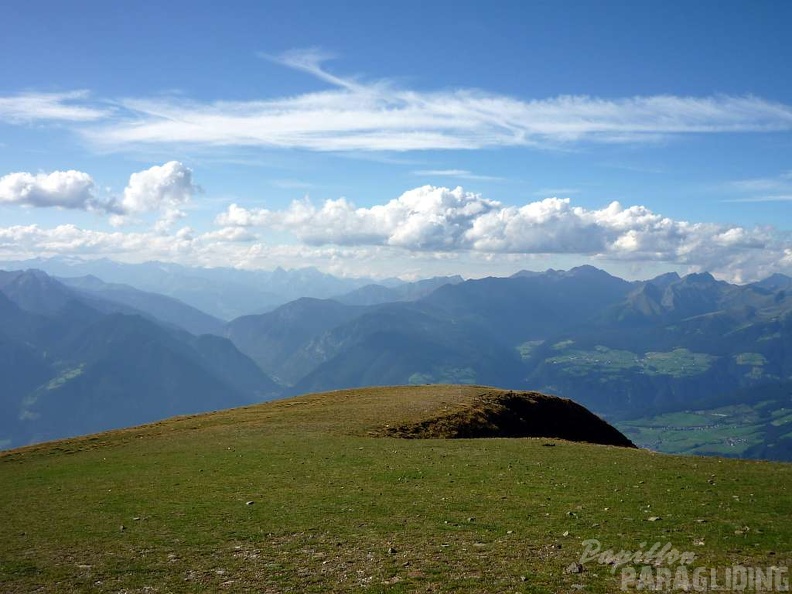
2;51;791;153
412;169;504;181
725;195;792;203
0;91;110;123
271;179;314;190
35;49;786;153
533;187;581;197
724;170;792;202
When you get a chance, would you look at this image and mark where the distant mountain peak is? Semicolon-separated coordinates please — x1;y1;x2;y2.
753;273;792;292
0;269;78;315
510;269;543;278
647;271;681;286
680;271;718;285
512;266;622;282
565;265;618;279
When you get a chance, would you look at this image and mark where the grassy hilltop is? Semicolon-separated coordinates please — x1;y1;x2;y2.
1;385;790;593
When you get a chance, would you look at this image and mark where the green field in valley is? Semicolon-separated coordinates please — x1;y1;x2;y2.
618;401;792;458
545;345;717;379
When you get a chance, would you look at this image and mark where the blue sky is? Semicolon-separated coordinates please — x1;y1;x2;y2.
1;0;791;281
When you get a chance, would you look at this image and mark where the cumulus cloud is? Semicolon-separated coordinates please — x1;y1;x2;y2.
0;170;99;210
200;226;257;242
0;161;196;228
1;185;789;282
214;185;789;278
216;186;501;249
113;161;198;229
0;224;199;262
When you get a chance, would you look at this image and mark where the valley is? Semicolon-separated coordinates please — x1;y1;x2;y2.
1;260;791;461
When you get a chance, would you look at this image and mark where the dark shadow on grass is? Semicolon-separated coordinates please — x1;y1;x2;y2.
378;390;637;448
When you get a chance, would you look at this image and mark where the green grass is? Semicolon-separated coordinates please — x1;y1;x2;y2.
643;349;717;378
43;364;86;390
1;385;790;593
19;364;86;420
517;340;545;360
617;402;791;457
734;353;768;367
771;409;792;427
409;367;477;385
548;346;718;379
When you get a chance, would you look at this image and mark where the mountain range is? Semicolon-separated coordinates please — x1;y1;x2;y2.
0;269;278;449
0;257;402;319
1;260;790;460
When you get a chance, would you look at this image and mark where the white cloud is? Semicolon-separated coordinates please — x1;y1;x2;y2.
0;163;789;282
121;161;195;213
533;187;580;197
86;91;792;153
271;179;314;190
729;170;792;192
413;169;504;181
1;189;789;282
0;53;789;156
113;161;197;228
0;91;109;123
200;226;257;242
724;170;792;203
213;185;790;280
0;170;104;211
216;186;501;249
72;50;792;153
2;53;789;154
0;162;197;228
725;195;792;203
214;203;266;227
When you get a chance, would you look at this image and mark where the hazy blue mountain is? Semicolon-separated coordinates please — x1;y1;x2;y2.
421;265;632;344
0;286;49;341
512;273;792;458
292;302;524;393
1;268;224;336
752;273;792;292
611;271;789;326
0;269;80;316
0;258;286;319
225;298;365;385
640;271;681;289
59;275;224;335
0;270;280;449
333;275;464;306
16;315;222;443
0;330;53;449
264;265;399;301
245;267;630;391
224;266;791;459
3;264;791;460
0;257;388;319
